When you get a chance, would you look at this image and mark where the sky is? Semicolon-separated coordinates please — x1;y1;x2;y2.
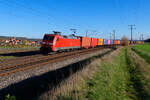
0;0;150;40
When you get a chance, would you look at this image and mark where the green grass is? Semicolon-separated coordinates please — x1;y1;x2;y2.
56;48;150;100
131;47;150;64
133;44;150;53
84;48;150;100
0;45;40;60
126;49;150;99
0;56;15;60
0;45;40;49
132;44;150;64
84;48;136;100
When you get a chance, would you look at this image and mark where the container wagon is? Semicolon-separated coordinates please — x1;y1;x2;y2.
107;40;111;45
114;40;119;45
97;39;104;46
91;38;98;48
103;39;108;45
110;40;114;45
118;40;121;45
81;37;91;48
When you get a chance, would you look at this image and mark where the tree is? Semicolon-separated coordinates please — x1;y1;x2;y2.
122;36;129;46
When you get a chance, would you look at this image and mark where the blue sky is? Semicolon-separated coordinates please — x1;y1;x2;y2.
0;0;150;39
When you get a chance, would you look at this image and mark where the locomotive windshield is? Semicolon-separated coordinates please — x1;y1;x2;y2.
43;35;54;41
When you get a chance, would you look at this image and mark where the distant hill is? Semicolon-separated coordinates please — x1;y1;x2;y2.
0;36;42;41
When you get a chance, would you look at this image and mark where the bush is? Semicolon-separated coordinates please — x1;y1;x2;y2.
122;36;129;46
5;94;16;100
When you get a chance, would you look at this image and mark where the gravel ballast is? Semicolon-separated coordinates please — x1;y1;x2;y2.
0;48;112;90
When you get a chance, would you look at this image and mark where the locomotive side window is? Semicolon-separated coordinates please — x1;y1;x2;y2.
44;35;54;41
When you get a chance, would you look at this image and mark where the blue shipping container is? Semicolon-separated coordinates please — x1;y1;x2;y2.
110;40;114;44
120;40;122;44
103;39;107;45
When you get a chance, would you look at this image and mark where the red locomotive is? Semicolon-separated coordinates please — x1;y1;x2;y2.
40;31;81;53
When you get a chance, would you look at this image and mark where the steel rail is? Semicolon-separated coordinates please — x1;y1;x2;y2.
0;47;113;77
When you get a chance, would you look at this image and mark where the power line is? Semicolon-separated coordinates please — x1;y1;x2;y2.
92;30;97;38
141;34;144;41
70;29;77;34
109;32;112;40
85;30;88;37
138;32;141;40
128;25;136;41
113;30;116;40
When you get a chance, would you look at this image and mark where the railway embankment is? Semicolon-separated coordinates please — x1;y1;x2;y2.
0;47;115;100
39;47;122;100
38;47;150;100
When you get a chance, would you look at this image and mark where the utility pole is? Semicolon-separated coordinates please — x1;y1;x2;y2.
138;32;140;40
141;34;144;41
109;33;112;40
128;25;136;41
139;34;141;40
139;37;141;40
86;30;88;37
113;30;116;40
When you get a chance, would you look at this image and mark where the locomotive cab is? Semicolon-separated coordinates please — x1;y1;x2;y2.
40;34;60;53
40;31;81;54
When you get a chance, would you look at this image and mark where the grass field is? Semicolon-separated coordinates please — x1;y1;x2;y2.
0;45;40;51
83;48;135;100
82;48;150;100
132;44;150;64
133;44;150;53
0;46;40;60
43;47;150;100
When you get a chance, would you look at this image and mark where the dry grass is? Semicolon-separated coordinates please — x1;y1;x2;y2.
39;48;121;100
128;48;150;94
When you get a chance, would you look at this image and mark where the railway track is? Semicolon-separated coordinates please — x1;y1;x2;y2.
0;51;69;66
0;47;113;77
0;50;40;63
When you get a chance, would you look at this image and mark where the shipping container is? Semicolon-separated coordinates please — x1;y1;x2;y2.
110;40;114;45
114;40;120;45
103;39;107;45
81;37;91;48
91;38;98;47
97;39;104;46
107;40;111;45
118;40;120;45
120;40;122;44
114;40;118;45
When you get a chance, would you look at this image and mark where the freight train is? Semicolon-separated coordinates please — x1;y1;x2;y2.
40;32;144;53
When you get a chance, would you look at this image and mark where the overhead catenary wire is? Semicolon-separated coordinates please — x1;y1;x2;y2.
128;25;136;41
